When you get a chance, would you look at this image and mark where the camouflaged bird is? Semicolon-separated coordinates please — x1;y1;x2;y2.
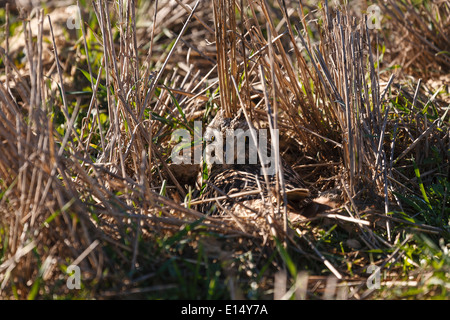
198;109;326;217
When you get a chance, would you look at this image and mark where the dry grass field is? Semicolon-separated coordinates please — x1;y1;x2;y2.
0;0;449;299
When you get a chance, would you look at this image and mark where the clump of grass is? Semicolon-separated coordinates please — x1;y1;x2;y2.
378;0;450;79
0;0;449;300
0;0;232;299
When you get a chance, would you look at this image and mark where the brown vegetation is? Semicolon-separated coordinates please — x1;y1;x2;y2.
0;0;448;299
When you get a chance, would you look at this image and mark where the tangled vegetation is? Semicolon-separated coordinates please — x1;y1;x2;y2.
0;0;448;299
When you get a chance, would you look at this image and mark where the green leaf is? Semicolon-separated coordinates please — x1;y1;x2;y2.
27;278;41;300
160;180;167;197
275;238;297;278
151;112;172;126
43;198;76;226
413;160;432;209
65;90;93;96
162;84;190;131
78;68;108;92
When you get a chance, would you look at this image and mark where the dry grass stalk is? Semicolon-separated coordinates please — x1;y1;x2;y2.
378;0;450;79
0;0;448;299
0;1;238;298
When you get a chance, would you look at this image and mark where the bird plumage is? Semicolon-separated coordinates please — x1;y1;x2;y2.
198;109;321;216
